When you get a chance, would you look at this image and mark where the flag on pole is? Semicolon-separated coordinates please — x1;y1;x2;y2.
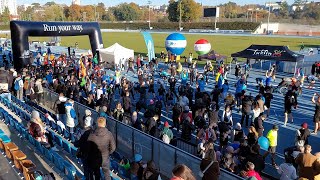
93;53;98;64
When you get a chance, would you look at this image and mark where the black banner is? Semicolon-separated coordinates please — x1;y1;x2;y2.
10;21;103;71
231;44;304;62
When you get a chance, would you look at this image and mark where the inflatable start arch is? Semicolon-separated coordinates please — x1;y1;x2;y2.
10;21;103;71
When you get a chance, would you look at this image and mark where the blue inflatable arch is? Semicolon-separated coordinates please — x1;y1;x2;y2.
10;21;103;71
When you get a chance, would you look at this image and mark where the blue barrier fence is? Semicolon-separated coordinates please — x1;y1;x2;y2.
41;88;244;180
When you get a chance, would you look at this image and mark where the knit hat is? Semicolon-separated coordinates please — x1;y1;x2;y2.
85;109;91;116
134;154;142;163
31;110;40;120
164;121;170;127
302;122;308;129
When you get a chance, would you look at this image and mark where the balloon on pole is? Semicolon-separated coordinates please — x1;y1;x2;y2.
165;33;187;55
194;39;211;55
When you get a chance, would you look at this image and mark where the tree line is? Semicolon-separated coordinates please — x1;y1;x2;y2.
1;0;318;25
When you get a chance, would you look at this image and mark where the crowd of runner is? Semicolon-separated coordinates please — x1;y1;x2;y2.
1;47;320;180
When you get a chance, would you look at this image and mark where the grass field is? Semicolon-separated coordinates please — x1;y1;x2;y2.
29;32;319;61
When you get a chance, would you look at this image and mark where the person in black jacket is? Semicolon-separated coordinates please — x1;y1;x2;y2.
245;144;265;174
295;122;311;146
181;116;194;141
241;94;253;127
254;114;266;137
87;117;116;180
131;111;142;131
74;126;93;179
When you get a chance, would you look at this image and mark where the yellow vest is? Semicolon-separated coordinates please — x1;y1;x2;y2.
267;129;278;147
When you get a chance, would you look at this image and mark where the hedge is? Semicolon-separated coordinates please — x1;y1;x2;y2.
0;22;260;31
99;22;260;31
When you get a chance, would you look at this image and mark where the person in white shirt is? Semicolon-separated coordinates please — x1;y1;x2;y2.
96;86;103;100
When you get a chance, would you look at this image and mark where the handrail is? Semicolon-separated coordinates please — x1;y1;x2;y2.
43;88;244;180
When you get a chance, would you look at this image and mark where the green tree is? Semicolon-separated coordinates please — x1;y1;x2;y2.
45;1;56;6
167;0;202;22
304;2;320;20
31;3;41;7
279;1;289;18
112;3;140;21
44;5;65;21
1;7;11;24
167;0;179;22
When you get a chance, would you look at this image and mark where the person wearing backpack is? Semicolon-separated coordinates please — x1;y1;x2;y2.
14;74;24;100
295;123;310;147
160;121;173;144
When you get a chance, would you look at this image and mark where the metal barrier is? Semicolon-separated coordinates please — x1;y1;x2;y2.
42;88;244;180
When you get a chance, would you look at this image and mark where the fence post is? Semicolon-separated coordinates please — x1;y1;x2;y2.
132;129;135;158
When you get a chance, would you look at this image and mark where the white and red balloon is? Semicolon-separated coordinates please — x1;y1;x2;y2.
194;39;211;55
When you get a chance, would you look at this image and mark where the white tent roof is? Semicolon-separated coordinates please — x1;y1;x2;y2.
97;43;134;69
98;43;134;56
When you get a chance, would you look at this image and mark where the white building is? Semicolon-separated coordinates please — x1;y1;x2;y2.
0;0;17;15
72;0;81;5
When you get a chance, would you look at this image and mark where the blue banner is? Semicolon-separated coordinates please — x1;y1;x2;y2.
141;32;155;61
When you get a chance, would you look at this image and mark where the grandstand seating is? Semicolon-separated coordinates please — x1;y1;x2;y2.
0;95;124;180
0;129;36;180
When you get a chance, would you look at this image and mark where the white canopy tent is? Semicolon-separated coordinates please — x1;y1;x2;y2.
97;43;134;69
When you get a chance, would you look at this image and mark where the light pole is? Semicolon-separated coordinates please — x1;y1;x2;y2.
267;1;271;34
148;1;151;29
94;5;97;21
179;0;182;31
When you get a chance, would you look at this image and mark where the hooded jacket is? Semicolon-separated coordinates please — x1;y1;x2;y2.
65;102;77;127
87;127;116;167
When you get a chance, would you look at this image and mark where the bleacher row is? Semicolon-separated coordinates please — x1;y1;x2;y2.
0;128;36;180
0;95;128;180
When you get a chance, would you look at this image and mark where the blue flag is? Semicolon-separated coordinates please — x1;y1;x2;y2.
141;31;155;61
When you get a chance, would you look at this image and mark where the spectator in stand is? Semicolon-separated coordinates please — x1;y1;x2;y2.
54;93;67;124
295;145;317;180
14;74;24;101
160;121;173;144
314;152;320;179
131;111;142;131
28;110;59;151
311;93;320;134
83;109;93;128
74;121;93;179
171;164;196;180
245;144;265;174
245;162;262;180
247;126;259;147
87;117;116;180
142;160;160;180
200;148;220;180
277;156;297;180
65;99;77;133
263;125;279;168
113;102;124;122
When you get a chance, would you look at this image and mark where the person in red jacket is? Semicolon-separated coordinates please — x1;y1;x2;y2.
246;162;262;180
